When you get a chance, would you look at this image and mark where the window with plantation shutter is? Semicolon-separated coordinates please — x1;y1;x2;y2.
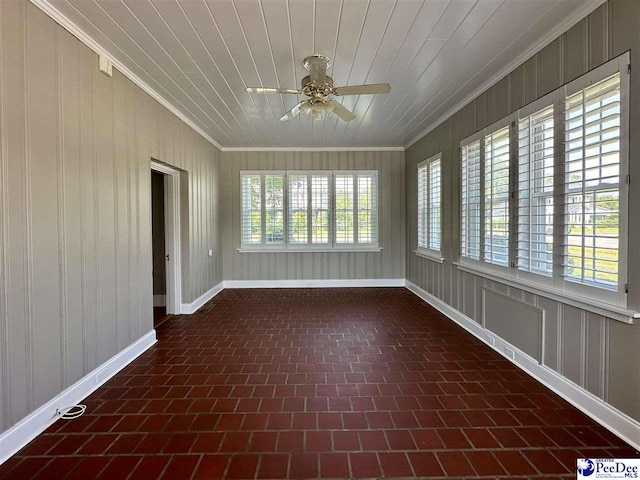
563;72;623;292
311;174;330;244
335;174;354;244
461;140;481;260
518;104;554;276
456;53;630;314
288;174;308;244
484;126;511;267
240;170;378;250
264;175;284;244
357;172;377;245
241;174;262;245
417;153;442;256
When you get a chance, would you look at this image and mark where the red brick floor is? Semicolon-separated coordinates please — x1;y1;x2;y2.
0;288;637;479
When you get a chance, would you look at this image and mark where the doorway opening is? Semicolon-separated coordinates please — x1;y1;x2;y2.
150;161;182;328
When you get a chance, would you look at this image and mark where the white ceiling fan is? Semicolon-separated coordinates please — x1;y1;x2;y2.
245;54;391;122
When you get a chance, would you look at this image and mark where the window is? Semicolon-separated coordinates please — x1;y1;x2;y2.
458;53;629;308
484;126;510;267
461;141;481;260
563;72;623;292
240;170;378;250
518;104;555;276
417;153;442;255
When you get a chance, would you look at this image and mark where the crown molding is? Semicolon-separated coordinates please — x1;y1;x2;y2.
403;0;607;150
29;0;225;152
221;146;405;152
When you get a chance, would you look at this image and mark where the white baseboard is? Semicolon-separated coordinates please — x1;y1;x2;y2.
223;279;406;289
0;330;157;464
405;281;640;452
180;281;224;314
153;294;166;307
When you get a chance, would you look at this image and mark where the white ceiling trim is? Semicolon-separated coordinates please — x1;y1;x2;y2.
403;0;607;151
223;146;404;152
29;0;227;150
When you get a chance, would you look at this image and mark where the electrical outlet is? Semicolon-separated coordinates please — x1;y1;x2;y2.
208;249;213;257
486;335;495;346
504;347;515;360
95;368;110;385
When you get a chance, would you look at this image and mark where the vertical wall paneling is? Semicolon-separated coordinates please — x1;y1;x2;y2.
405;1;640;422
0;0;8;434
0;1;222;434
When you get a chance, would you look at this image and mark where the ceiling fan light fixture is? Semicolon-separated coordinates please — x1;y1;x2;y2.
324;101;337;115
311;110;322;121
300;101;312;115
312;101;324;114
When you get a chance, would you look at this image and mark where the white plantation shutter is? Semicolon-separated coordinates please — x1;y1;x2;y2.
311;174;330;244
417;154;441;253
241;174;262;245
563;72;622;290
288;173;308;244
417;163;428;249
264;175;284;244
429;159;441;251
518;105;554;275
484;126;510;267
461;140;481;260
335;174;355;244
357;172;377;244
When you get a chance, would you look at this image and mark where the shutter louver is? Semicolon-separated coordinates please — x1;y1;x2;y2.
518;105;554;275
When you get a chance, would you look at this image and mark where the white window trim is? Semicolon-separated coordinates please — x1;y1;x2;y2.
414;249;445;263
559;53;630;307
457;53;630;311
455;261;637;324
417;152;443;258
240;169;380;252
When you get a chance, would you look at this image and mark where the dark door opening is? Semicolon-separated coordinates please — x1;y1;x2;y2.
151;170;170;327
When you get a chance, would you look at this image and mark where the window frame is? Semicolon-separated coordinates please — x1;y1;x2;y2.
457;52;630;310
559;54;629;307
416;152;443;261
239;169;380;252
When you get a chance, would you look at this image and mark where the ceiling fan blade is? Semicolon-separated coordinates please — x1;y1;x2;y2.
246;87;302;95
326;100;355;122
333;83;391;96
279;101;306;121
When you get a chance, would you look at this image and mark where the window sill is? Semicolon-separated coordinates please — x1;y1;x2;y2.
414;250;445;263
454;262;638;324
238;247;383;253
